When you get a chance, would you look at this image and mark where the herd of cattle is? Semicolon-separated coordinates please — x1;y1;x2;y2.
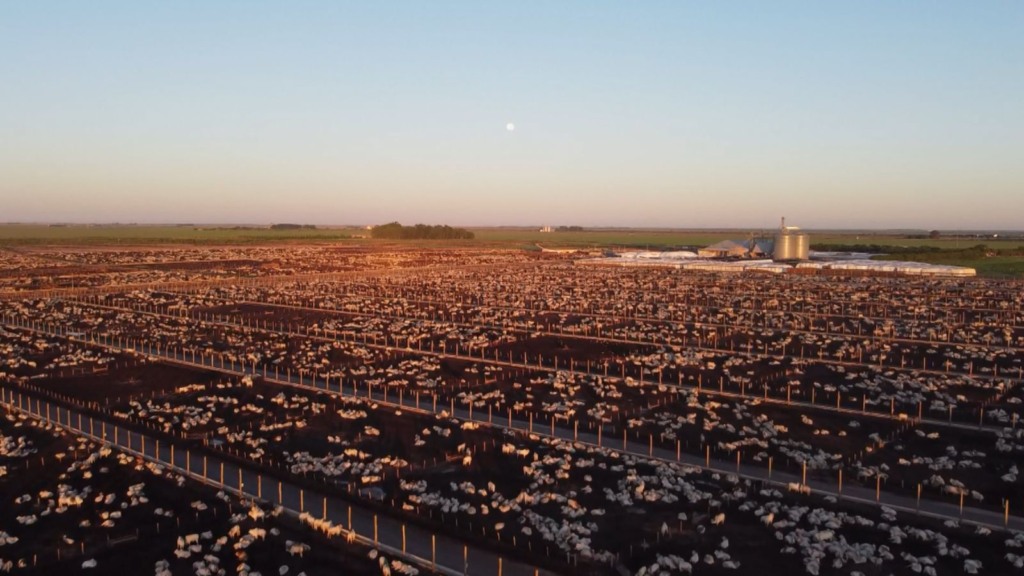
1;245;1023;575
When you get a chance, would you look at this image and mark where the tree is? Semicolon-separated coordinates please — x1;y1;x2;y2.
370;222;474;240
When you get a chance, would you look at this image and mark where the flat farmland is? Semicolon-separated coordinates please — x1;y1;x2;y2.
0;225;364;245
2;245;1024;575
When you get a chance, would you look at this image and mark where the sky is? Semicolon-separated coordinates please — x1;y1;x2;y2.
2;2;1022;229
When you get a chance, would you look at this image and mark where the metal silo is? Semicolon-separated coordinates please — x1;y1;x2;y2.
773;217;810;261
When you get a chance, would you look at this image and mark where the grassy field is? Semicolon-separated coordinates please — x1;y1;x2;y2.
3;224;1020;250
873;252;1024;279
470;229;734;249
3;224;1023;278
0;225;757;250
473;229;1024;251
811;237;1024;250
954;257;1024;278
0;224;365;245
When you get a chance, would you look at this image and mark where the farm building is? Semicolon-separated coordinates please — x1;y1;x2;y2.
698;238;774;259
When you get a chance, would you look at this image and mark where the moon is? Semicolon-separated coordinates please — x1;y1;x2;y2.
506;122;515;132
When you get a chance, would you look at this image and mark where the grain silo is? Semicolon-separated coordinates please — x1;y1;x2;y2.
773;217;810;261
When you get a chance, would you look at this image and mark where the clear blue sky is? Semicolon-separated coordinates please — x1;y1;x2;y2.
2;2;1022;229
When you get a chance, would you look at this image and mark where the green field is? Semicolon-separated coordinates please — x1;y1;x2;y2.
873;251;1024;279
0;224;365;245
953;257;1024;278
470;229;734;249
472;229;1024;252
3;224;1019;250
0;225;752;250
3;224;1023;278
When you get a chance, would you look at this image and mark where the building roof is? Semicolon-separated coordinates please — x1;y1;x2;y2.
701;238;775;257
702;239;748;253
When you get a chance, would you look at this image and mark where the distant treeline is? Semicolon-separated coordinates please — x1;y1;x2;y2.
371;222;474;240
812;244;942;254
557;226;585;232
816;243;1024;259
270;223;317;230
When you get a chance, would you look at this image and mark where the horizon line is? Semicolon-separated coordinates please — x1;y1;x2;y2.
3;222;1023;235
